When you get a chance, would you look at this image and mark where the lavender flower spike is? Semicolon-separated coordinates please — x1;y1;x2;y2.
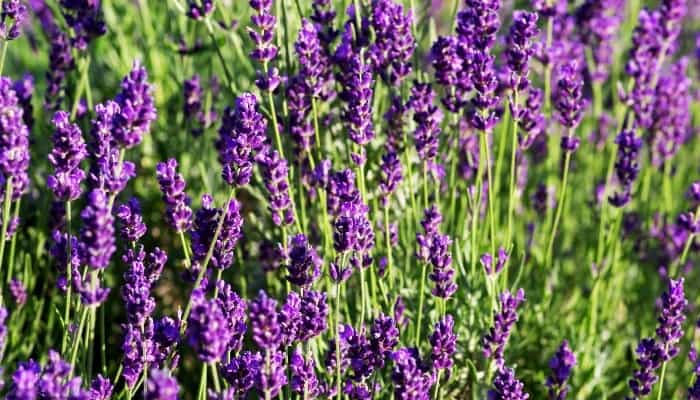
156;158;193;233
554;62;586;151
114;60;157;149
48;111;88;202
546;340;576;399
146;369;179;400
80;189;116;270
0;77;30;198
488;366;530;400
483;288;526;367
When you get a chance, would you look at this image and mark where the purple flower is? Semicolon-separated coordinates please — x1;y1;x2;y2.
7;359;40;399
80;189;115;270
290;350;321;398
384;96;407;151
286;234;321;287
116;198;147;243
89;101;136;194
488;366;530;400
369;314;400;369
430;315;457;371
514;88;545;149
221;351;261;396
545;340;576;399
482;247;509;275
121;247;156;325
156;158;193;233
391;347;434;400
260;149;295;226
47;111;88;202
504;11;539;91
629;338;664;397
299;289;328;341
146;369;179;400
379;148;403;204
216;93;267;187
554;61;586;130
343;54;374;149
428;233;457;298
187;287;233;362
430;36;470;112
114;61;157;148
649;59;691;166
248;0;279;90
183;74;203;132
190;194;243;270
416;205;442;263
11;74;34;131
295;19;332;98
409;83;443;162
250;290;282;350
45;31;74;111
59;0;106;50
0;77;30;199
368;0;415;85
89;375;114;400
1;0;27;40
575;0;623;82
187;0;213;19
257;350;287;398
215;279;247;353
121;322;154;387
609;130;643;208
286;77;315;158
9;277;26;306
483;288;526;367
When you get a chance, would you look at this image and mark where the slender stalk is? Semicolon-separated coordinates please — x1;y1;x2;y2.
179;230;192;267
265;350;272;400
0;178;14;288
335;281;342;400
6;199;20;285
263;62;285;160
384;205;393;289
545;149;573;269
414;262;428;346
482;130;496;256
506;92;519;247
543;17;554;115
197;363;208;400
62;200;73;354
0;40;8;75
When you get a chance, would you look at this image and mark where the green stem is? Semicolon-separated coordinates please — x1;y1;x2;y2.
62;200;73;354
6;199;20;285
0;177;14;293
505;92;519;248
415;262;428;346
543;17;554;116
545;149;573;269
0;40;8;75
482;130;496;256
179;230;192;268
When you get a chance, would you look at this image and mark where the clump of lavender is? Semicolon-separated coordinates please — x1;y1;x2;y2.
430;315;457;372
146;369;179;400
628;279;687;398
286;233;321;287
430;35;470;112
609;130;642;207
545;340;576;399
260;149;295;226
409;83;443;163
0;77;30;200
488;366;530;400
290;350;322;398
190;194;243;270
221;351;262;397
504;11;539;92
390;347;435;399
428;233;457;298
249;290;282;350
248;0;280;90
1;0;27;40
89;101;136;195
59;0;106;50
575;0;623;82
187;286;233;362
368;0;415;85
483;288;526;367
344;53;374;158
115;198;147;243
554;62;586;150
217;92;267;187
48;111;88;202
156;158;193;233
114;60;157;149
379;149;403;205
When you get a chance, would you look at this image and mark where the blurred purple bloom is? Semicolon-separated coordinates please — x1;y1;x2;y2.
156;158;193;233
545;340;576;399
483;288;526;367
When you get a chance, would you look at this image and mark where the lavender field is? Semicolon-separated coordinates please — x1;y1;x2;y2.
0;0;698;398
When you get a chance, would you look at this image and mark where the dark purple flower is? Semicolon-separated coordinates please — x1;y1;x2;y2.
80;189;115;270
545;340;576;400
299;289;328;341
286;233;321;287
629;338;664;397
286;76;315;158
260;149;295;226
467;57;501;131
391;347;434;400
368;314;400;369
368;0;415;85
116;198;147;242
379;148;403;204
122;321;154;387
114;61;157;148
0;77;30;200
554;61;586;130
190;194;243;270
257;350;287;398
47;111;88;202
649;59;691;166
11;74;33;131
409;83;443;162
59;0;106;50
384;96;407;151
430;35;470;112
146;369;179;400
89;101;136;195
45;30;74;111
250;290;282;350
221;351;262;396
279;291;301;346
483;288;526;367
89;375;114;400
575;0;623;82
187;287;233;362
156;158;193;233
656;278;687;360
416;205;442;263
216;279;247;353
295;19;332;98
248;0;279;90
9;277;26;306
290;350;321;398
609;130;643;208
187;0;213;19
505;11;539;91
428;233;457;298
343;53;374;149
430;315;457;371
488;366;530;400
121;247;156;325
1;0;27;40
7;359;40;400
217;92;267;187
